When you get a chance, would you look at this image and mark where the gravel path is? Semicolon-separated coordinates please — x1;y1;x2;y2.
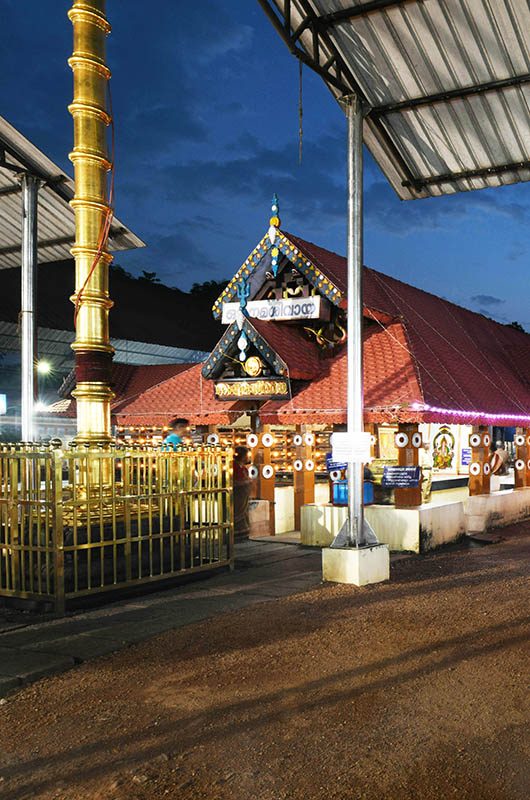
0;528;528;800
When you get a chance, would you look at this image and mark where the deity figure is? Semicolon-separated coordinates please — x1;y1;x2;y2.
432;426;455;470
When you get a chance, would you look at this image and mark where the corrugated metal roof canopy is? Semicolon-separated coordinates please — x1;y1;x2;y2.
262;0;530;199
0;115;144;268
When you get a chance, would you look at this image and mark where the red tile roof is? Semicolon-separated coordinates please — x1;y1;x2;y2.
260;320;422;424
111;364;192;412
113;364;242;426
50;363;198;420
281;233;530;425
250;319;321;380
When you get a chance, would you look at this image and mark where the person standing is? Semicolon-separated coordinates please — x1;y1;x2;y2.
233;446;253;541
163;418;190;450
419;441;433;504
490;441;509;476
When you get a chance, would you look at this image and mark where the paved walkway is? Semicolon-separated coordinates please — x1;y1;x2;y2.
0;541;323;697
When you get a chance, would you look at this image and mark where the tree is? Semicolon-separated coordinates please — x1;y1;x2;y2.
110;263;133;279
190;279;229;297
506;321;525;333
139;270;160;284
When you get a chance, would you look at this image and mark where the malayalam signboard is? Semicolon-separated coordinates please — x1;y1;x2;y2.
382;466;421;488
222;296;323;324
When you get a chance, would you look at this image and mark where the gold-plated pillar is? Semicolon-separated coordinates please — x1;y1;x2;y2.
68;0;114;444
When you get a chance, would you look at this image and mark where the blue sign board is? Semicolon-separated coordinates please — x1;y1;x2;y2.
461;447;471;466
326;453;347;472
0;394;6;415
382;465;420;488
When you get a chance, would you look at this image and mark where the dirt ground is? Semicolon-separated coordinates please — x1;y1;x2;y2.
0;527;529;800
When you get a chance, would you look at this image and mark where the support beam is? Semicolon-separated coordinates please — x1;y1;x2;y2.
345;94;365;547
371;73;530;117
403;159;530;191
0;234;73;257
0;184;21;197
317;0;415;26
256;0;419;189
256;0;351;94
0;137;72;203
20;173;39;441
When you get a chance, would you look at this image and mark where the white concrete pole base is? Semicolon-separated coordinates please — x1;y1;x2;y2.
322;543;390;586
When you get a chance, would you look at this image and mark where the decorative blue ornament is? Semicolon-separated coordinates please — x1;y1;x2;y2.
237;276;251;314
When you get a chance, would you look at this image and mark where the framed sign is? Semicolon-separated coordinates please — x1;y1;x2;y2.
214;378;290;401
461;447;472;466
326;453;348;472
382;465;421;488
222;296;323;324
378;426;398;460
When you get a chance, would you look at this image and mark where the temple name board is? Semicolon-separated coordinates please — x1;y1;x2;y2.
222;296;322;324
215;378;290;400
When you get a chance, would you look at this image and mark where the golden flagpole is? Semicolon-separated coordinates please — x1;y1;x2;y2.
68;0;114;444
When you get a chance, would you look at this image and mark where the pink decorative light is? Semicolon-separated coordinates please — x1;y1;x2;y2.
410;402;530;423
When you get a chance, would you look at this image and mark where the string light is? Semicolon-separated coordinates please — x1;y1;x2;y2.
412;402;530;423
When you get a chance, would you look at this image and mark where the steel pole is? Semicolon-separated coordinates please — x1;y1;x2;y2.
346;95;365;547
20;173;39;442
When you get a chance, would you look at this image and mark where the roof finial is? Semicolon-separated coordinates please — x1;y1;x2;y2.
268;193;281;245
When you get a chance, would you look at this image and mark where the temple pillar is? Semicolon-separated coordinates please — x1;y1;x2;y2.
394;422;422;508
526;430;530;488
468;426;491;495
514;428;529;489
293;425;315;531
254;426;275;535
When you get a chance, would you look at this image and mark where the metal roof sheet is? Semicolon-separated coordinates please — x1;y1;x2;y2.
0;321;208;367
0;115;145;267
262;0;530;199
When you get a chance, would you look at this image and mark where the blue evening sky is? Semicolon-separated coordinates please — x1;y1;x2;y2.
1;0;529;329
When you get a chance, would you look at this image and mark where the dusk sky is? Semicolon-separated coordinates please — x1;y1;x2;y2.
1;0;530;329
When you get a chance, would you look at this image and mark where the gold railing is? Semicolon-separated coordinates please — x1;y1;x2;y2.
0;444;233;613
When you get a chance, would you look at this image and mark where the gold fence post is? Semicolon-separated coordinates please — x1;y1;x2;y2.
9;456;20;593
52;447;65;615
226;449;235;569
122;452;132;581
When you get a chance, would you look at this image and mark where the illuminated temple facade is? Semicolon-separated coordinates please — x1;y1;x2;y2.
52;201;530;548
